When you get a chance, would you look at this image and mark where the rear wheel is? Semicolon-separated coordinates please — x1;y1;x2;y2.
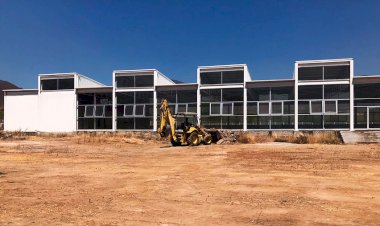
203;135;212;145
187;132;200;146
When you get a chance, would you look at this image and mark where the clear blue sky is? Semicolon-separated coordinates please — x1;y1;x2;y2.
1;0;380;88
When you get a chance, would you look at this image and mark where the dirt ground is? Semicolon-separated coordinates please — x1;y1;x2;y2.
0;137;380;225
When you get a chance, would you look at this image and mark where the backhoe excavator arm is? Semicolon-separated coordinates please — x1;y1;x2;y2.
157;99;177;139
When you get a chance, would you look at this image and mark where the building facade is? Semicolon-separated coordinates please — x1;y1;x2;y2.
4;58;380;132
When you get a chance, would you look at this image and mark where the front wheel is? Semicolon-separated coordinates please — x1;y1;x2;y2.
187;132;200;146
203;135;212;145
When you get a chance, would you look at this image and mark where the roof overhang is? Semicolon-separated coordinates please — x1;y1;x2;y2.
246;79;295;88
353;75;380;84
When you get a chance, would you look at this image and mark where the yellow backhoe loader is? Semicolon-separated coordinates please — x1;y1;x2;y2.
158;99;212;146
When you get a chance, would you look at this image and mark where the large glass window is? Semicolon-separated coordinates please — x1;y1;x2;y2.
41;78;74;90
298;65;350;81
115;74;154;88
77;92;112;130
298;85;323;99
298;84;350;129
116;91;154;130
324;84;349;99
355;84;380;99
354;83;380;129
247;86;295;130
271;86;294;100
222;70;244;84
200;72;221;85
200;88;244;129
324;65;350;80
200;70;244;85
247;88;270;101
298;67;323;81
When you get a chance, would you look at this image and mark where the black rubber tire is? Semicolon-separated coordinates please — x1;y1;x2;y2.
187;132;200;146
203;135;212;145
170;136;181;146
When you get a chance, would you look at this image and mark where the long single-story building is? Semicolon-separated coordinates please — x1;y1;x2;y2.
3;58;380;132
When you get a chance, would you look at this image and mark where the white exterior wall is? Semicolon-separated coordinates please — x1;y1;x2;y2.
38;91;77;132
4;94;38;132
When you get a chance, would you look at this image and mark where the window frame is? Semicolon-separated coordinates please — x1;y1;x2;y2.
94;105;105;117
324;100;338;114
271;101;283;115
123;104;135;117
258;102;270;116
134;104;146;117
310;100;323;114
221;102;234;115
210;103;221;116
84;105;95;118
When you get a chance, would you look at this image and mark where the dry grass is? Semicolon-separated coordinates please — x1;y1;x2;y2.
238;131;342;144
0;131;162;144
237;132;274;144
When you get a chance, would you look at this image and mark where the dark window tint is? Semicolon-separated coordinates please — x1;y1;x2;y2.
157;90;176;103
324;115;349;129
117;92;134;104
354;107;367;128
222;88;243;101
271;116;294;129
298;67;323;80
247;88;270;101
222;103;233;115
135;105;144;116
78;93;94;105
177;90;197;103
338;100;350;113
200;72;221;84
283;101;294;114
211;103;221;115
234;103;244;115
135;75;154;87
298;101;310;114
324;65;350;80
298;115;323;129
58;78;74;89
311;101;323;113
135;91;153;104
259;102;269;115
271;86;294;100
222;70;244;84
201;89;221;102
247;102;257;115
271;102;282;114
298;85;323;99
95;106;104;117
325;101;336;113
96;93;112;104
95;118;112;129
116;76;134;88
324;84;349;99
41;79;58;90
355;84;380;99
124;105;133;116
78;118;95;129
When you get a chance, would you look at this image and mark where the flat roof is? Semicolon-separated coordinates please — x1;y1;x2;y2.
3;89;38;95
296;58;353;64
198;64;246;70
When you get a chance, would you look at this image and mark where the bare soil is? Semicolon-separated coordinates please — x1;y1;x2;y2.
0;138;380;225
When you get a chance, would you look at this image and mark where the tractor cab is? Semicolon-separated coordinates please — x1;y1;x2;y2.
173;112;198;133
